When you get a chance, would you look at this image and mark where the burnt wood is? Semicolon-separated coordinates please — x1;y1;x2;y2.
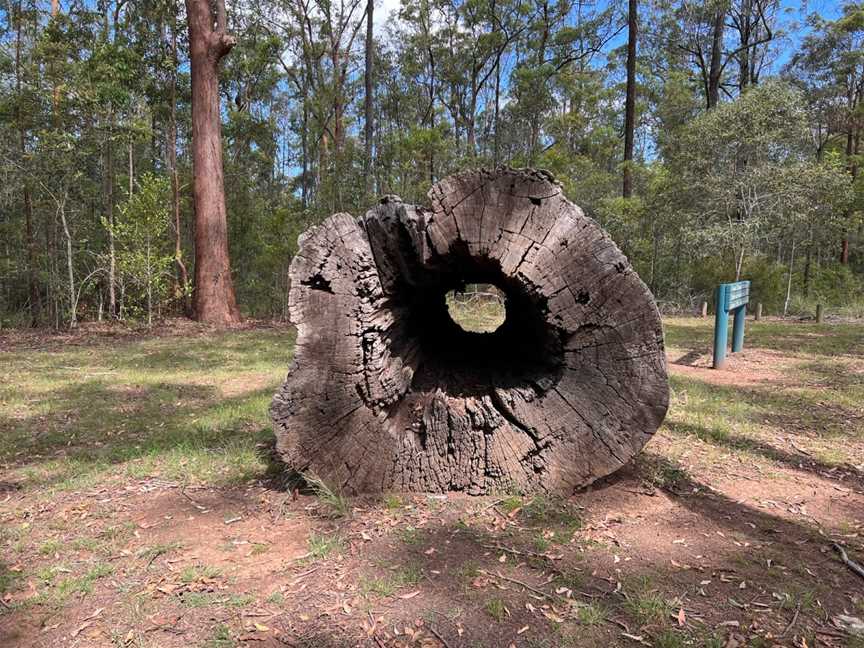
271;168;669;494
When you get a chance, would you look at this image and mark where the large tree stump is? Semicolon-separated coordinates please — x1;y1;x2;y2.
271;168;668;494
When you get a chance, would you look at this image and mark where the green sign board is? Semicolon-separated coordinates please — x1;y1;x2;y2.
713;281;750;369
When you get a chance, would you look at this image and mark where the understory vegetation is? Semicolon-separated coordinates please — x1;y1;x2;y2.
1;1;862;327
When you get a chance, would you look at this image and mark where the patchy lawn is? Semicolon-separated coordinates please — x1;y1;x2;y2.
1;316;863;648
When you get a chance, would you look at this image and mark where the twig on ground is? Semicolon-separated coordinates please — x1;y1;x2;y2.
180;488;208;512
608;618;630;632
780;602;801;637
480;543;557;560
832;543;864;581
478;569;554;600
789;440;812;457
427;624;453;648
290;566;319;583
478;498;504;513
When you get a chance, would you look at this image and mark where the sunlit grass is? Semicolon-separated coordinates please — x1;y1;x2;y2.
0;327;295;494
661;317;863;469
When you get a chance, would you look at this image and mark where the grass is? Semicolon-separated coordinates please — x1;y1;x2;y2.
446;292;505;333
397;526;423;545
180;592;254;608
484;597;507;621
179;564;222;583
138;542;182;563
306;532;344;561
382;493;404;510
518;495;583;542
0;563;20;596
359;565;422;597
663;316;864;356
662;316;864;468
26;561;118;606
2;316;863;644
303;472;351;518
624;586;671;627
206;624;235;648
576;603;606;626
0;327;295;494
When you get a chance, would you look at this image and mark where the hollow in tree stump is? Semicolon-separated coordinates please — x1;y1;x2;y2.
270;168;669;494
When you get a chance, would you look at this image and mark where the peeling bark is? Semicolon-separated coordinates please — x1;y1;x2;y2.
271;168;669;494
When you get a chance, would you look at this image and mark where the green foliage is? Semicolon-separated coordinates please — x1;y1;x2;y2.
0;0;862;326
109;173;174;325
306;533;344;561
303;473;351;518
484;597;507;621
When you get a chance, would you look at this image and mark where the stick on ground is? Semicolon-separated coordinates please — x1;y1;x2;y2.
832;543;864;581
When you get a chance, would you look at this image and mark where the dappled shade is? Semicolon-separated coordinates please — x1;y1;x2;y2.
271;168;669;494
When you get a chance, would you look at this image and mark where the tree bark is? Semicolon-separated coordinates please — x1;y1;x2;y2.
271;168;669;494
364;0;374;193
783;239;795;316
57;194;75;328
707;7;725;109
14;2;40;326
622;0;637;198
104;118;117;319
185;0;241;325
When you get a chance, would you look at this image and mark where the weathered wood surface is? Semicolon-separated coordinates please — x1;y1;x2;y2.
271;168;669;494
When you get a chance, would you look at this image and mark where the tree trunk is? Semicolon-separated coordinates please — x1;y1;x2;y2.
50;0;60;118
15;5;40;326
271;168;669;494
735;244;745;280
707;7;725;109
104;119;117;319
492;0;501;166
841;127;856;264
783;240;795;316
167;11;191;316
803;224;813;298
622;0;637;198
57;196;76;329
185;0;241;326
364;0;374;193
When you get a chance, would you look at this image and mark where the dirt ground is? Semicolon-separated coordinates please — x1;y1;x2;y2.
1;318;863;648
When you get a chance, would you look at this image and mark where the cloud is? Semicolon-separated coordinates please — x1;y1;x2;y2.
373;0;402;29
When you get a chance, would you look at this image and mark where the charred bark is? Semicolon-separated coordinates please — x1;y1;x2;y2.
271;168;669;494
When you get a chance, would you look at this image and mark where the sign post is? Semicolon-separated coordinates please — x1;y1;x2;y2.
713;281;750;369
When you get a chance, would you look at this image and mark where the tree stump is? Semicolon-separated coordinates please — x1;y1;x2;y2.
271;168;668;494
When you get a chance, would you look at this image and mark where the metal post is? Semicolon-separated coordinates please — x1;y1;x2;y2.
712;285;728;369
732;304;746;353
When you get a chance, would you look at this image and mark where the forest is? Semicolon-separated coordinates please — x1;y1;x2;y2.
0;0;862;328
